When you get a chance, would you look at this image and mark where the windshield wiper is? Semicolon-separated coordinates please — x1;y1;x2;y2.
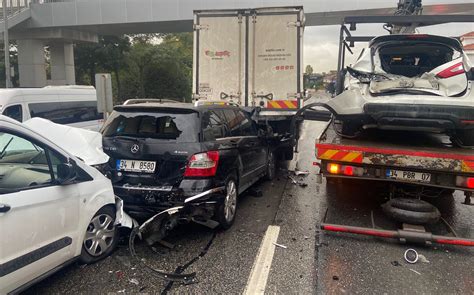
0;137;14;159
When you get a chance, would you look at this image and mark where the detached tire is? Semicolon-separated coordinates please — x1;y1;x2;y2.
216;178;238;230
80;206;119;264
382;198;440;225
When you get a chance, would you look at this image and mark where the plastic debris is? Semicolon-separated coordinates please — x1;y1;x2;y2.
295;170;310;176
391;261;401;267
117;289;126;293
409;269;421;275
273;242;288;249
404;249;419;264
418;254;430;264
129;278;139;285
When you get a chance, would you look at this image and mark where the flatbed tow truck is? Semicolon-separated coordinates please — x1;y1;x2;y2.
295;13;474;247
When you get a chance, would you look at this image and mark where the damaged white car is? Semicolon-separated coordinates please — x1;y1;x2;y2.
0;116;134;294
324;34;474;147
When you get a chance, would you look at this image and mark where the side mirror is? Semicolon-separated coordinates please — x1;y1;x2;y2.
57;163;77;185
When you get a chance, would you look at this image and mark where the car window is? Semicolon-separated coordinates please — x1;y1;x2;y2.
0;132;59;193
229;110;257;137
102;110;200;142
202;110;228;141
3;105;23;122
29;101;103;125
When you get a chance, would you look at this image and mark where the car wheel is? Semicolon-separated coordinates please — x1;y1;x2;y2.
216;178;238;230
264;150;276;181
80;206;118;264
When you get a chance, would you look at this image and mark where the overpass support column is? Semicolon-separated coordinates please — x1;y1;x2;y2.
50;42;76;85
17;39;46;87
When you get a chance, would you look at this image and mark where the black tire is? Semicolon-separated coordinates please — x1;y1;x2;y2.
382;201;440;225
389;198;435;213
456;129;474;147
80;206;119;264
216;177;238;230
264;150;276;181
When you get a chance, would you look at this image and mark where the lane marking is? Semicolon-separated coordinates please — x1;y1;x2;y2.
243;225;280;295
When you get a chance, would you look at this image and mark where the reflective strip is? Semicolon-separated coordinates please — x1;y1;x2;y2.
462;161;474;172
266;100;298;109
318;148;363;164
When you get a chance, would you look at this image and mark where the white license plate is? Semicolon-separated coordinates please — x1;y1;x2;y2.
387;169;431;183
116;160;156;173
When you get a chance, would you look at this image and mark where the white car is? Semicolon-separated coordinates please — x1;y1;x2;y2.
323;34;474;147
0;116;134;294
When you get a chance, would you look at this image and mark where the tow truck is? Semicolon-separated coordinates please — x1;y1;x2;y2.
295;13;474;247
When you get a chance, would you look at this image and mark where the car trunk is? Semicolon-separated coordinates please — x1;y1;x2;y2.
102;108;203;187
370;39;468;97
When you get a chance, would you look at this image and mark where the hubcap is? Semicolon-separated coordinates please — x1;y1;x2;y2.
224;180;237;222
83;214;115;257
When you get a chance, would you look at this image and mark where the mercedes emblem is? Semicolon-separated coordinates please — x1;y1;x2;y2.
130;144;140;154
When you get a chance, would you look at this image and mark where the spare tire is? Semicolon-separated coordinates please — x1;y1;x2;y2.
389;198;434;213
382;199;441;225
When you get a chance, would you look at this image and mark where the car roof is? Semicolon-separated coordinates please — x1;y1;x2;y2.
114;102;241;112
369;34;463;52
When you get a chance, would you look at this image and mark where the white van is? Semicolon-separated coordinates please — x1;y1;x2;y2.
0;85;103;130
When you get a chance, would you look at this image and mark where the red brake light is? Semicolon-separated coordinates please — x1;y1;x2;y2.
344;166;354;176
184;151;219;177
436;62;464;79
467;178;474;189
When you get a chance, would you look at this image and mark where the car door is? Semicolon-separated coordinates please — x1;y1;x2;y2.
237;110;267;172
0;129;80;293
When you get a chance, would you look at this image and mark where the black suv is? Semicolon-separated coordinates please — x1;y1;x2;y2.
101;102;275;230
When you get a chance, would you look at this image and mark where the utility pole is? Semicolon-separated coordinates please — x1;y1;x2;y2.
2;0;11;88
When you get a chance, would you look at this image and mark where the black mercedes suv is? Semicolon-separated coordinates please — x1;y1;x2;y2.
101;101;276;230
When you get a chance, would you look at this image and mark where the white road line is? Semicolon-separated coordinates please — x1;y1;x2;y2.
243;225;281;295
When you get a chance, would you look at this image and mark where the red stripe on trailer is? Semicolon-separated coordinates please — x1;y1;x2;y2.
277;101;288;108
330;151;350;161
322;224;396;238
316;143;474;162
434;238;474;247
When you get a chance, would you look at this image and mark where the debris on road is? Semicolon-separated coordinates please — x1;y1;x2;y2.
409;269;421;276
404;249;419;264
129;278;139;285
273;242;288;249
391;261;401;267
332;275;339;281
418;254;430;264
294;170;310;176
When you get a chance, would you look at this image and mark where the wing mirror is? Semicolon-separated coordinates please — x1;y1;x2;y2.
57;162;77;185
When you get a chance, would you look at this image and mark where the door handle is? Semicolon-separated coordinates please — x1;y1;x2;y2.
0;203;11;213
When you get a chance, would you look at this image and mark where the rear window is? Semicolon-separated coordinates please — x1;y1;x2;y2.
29;101;103;124
102;110;200;142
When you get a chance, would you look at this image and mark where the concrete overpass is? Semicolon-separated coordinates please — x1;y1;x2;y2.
1;0;473;87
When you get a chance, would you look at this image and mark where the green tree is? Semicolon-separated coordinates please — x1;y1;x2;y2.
305;65;314;75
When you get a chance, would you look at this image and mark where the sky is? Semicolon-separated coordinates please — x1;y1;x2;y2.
303;0;474;73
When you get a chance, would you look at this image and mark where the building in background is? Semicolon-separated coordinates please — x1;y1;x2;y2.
461;32;474;62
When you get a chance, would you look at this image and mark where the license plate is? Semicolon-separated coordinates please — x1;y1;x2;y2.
387;169;431;183
116;160;156;173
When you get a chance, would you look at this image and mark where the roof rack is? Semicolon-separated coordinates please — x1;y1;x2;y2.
122;98;181;105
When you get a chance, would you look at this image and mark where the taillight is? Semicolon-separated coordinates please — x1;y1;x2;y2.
184;151;219;177
456;176;474;189
436;62;464;79
327;163;363;176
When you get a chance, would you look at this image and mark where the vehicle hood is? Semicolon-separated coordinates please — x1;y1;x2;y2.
23;118;109;166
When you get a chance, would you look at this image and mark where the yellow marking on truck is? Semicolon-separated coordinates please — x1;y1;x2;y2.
319;149;339;160
462;161;474;173
341;152;363;162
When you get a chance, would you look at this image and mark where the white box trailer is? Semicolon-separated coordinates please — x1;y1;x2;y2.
193;7;305;158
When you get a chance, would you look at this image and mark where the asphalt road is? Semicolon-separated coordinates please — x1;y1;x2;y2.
26;97;474;294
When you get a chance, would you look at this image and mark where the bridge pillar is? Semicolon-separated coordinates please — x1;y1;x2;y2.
17;39;47;87
49;42;75;85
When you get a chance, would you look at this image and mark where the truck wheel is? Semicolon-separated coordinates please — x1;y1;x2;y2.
382;200;440;225
80;206;119;264
216;178;238;230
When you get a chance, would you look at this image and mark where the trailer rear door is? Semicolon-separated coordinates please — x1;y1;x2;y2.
193;12;245;105
249;8;304;110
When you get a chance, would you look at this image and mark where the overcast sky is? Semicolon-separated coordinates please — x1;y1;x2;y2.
303;0;474;72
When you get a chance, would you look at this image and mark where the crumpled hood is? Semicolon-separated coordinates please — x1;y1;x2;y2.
24;118;109;165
